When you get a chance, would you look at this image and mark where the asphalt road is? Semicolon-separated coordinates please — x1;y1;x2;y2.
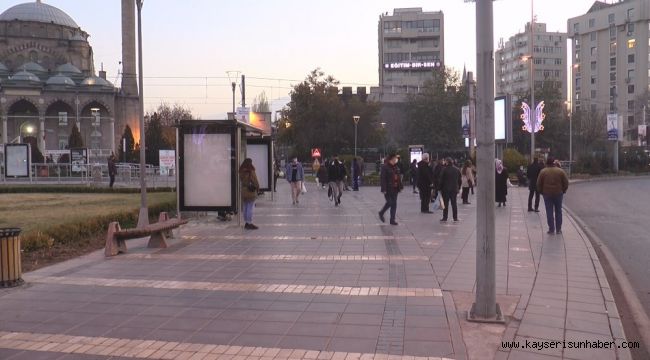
564;177;650;316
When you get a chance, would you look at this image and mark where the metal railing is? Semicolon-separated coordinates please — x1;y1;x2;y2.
0;162;175;188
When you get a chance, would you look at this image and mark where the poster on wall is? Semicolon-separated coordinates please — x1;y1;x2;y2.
246;139;272;191
179;122;237;212
4;144;30;177
159;150;176;176
70;148;88;173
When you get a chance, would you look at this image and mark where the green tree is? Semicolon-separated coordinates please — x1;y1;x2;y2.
118;125;136;163
144;112;172;166
252;91;270;113
146;103;195;149
279;69;382;158
511;80;570;159
68;122;84;149
404;67;467;153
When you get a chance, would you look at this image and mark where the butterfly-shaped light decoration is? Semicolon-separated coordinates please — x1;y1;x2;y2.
520;101;546;133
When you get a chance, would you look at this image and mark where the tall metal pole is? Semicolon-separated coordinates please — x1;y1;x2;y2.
353;116;360;158
136;0;148;228
231;82;236;114
530;0;536;160
470;0;500;322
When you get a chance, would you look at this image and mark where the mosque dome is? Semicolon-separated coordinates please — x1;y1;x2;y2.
46;74;75;86
0;1;79;28
81;76;114;88
55;63;82;75
19;61;46;73
10;70;41;82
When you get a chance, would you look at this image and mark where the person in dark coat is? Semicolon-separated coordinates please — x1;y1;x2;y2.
417;153;434;213
409;159;418;194
527;158;542;212
327;155;347;206
352;158;361;191
439;157;462;222
108;153;117;188
317;161;329;189
495;159;509;207
379;154;402;225
432;159;444;200
239;158;260;230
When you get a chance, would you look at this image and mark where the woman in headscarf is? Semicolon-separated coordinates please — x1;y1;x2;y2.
495;159;509;207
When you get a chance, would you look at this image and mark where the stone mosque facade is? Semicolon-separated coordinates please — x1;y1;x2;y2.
0;0;139;162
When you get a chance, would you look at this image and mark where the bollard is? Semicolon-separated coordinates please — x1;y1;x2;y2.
0;228;23;288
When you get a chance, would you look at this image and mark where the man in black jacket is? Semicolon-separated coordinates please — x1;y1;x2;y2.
327;155;347;206
439;157;462;222
417;154;434;213
527;158;542;212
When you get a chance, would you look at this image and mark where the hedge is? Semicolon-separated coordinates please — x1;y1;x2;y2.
21;200;176;252
0;186;175;194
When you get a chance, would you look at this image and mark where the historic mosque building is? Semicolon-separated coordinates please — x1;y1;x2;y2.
0;0;139;160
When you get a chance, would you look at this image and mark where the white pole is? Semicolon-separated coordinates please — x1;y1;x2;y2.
136;0;148;228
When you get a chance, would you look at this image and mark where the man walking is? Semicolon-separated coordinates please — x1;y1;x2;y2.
417;154;434;213
537;157;569;234
527;157;542;212
327;155;346;206
352;157;361;191
379;154;402;225
439;157;462;222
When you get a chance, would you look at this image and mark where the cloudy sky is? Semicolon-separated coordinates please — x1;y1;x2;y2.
4;0;603;117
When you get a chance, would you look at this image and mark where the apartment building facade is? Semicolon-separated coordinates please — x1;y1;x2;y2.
568;0;650;144
495;22;568;101
372;8;444;103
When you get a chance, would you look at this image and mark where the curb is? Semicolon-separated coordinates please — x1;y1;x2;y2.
569;174;650;184
565;206;650;356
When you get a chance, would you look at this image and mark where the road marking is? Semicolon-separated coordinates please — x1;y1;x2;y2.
27;276;443;297
120;253;430;262
0;331;454;360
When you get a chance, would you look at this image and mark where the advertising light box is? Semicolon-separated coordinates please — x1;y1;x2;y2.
246;139;272;192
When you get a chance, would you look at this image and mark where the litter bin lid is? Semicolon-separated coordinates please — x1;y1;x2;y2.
0;228;21;237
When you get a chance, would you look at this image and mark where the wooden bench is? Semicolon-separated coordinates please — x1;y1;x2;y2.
105;212;188;257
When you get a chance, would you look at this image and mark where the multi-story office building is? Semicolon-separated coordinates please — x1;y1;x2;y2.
568;0;650;144
372;8;444;103
496;22;568;100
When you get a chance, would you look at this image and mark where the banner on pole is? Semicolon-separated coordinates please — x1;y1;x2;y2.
638;125;647;146
607;114;619;141
462;106;470;139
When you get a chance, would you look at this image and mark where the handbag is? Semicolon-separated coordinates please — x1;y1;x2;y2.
247;180;256;192
438;195;446;210
301;182;307;194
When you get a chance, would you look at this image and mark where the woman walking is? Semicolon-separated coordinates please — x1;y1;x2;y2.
239;158;259;230
495;159;509;207
379;154;402;225
461;160;474;204
285;157;305;205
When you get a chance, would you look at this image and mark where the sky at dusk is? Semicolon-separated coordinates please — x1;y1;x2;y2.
4;0;603;118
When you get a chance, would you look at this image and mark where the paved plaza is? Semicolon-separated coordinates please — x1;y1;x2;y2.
0;182;633;359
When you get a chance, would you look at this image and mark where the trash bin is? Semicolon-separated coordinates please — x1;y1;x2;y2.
0;228;23;288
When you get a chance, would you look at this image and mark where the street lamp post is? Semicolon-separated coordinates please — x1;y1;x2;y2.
353;116;360;158
380;122;387;159
19;122;35;143
136;0;148;228
469;0;501;322
529;0;536;160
